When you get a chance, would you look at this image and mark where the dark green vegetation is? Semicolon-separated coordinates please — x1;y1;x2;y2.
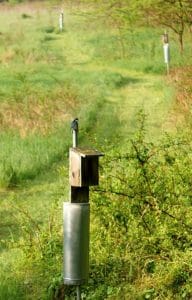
0;2;192;299
82;0;192;54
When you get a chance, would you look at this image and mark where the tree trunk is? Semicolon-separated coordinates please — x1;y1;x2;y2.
178;31;184;53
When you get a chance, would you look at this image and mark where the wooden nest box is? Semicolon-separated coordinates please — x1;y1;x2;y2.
69;147;104;187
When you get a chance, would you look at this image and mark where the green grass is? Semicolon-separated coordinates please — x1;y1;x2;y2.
0;2;192;299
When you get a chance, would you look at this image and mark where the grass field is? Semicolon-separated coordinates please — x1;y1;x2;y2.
0;2;192;299
0;2;178;188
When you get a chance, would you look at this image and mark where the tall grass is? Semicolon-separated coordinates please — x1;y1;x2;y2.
0;279;25;300
0;128;69;187
1;2;192;299
0;0;188;190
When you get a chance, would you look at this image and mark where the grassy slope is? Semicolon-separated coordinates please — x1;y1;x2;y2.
0;2;189;299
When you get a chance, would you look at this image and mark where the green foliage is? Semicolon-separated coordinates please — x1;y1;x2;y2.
0;162;18;188
0;128;70;188
0;3;192;300
82;0;192;53
21;13;32;19
1;198;64;300
43;26;55;34
0;279;26;300
88;113;192;298
7;0;23;4
6;114;191;299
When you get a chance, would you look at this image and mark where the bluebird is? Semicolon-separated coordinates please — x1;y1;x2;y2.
71;118;79;132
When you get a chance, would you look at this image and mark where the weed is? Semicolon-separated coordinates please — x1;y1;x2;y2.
0;3;192;299
0;162;18;188
21;13;32;19
43;26;55;34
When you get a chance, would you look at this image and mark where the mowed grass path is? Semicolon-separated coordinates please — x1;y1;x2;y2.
76;64;174;141
0;4;175;299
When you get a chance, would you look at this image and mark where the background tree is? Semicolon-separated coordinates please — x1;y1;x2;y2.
82;0;192;53
134;0;192;53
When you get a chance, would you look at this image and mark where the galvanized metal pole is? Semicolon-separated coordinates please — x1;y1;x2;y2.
72;130;78;147
64;118;103;299
166;62;170;75
59;11;64;32
76;285;81;300
162;31;170;75
63;202;90;285
71;118;78;148
163;43;170;75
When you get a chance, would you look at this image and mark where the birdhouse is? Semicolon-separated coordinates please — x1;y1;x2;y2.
69;147;103;187
163;33;169;44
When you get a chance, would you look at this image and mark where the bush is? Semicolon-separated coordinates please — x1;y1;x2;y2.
2;109;192;300
89;113;192;298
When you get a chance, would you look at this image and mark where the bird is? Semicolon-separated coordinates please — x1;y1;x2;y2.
71;118;79;132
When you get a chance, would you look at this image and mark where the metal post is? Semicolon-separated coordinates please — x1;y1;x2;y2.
64;118;103;299
163;43;170;75
72;130;78;148
162;31;170;75
76;285;81;300
59;11;64;32
166;62;170;75
71;118;78;148
63;203;90;285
